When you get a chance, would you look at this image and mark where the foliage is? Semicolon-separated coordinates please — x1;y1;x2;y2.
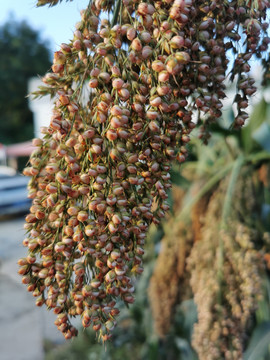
0;17;51;144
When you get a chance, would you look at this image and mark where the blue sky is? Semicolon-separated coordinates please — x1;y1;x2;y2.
0;0;90;54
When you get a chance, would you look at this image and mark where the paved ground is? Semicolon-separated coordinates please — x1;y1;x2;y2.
0;217;65;360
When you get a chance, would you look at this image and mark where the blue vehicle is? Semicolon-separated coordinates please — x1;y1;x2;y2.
0;166;30;216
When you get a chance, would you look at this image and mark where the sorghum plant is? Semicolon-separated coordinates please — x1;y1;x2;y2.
149;132;270;359
18;0;269;342
188;177;263;360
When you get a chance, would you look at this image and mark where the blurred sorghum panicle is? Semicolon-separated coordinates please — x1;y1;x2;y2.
148;193;193;337
191;189;210;243
187;179;263;360
18;0;270;341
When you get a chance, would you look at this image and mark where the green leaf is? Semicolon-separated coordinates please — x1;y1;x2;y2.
170;169;190;189
210;122;239;138
256;277;270;324
221;155;245;225
244;322;270;360
174;162;234;222
241;98;268;154
112;0;122;26
252;122;270;153
179;299;198;341
246;151;270;163
222;107;236;127
174;337;195;360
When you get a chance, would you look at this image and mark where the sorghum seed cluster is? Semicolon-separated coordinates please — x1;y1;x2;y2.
188;178;262;360
18;0;269;341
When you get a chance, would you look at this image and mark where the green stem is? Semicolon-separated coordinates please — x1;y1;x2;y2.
173;162;234;224
217;154;244;306
221;155;245;227
246;151;270;163
112;0;122;26
224;137;236;160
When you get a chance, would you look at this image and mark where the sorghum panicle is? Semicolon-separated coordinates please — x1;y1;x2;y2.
19;0;269;341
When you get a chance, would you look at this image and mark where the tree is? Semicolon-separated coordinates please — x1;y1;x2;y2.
0;17;51;144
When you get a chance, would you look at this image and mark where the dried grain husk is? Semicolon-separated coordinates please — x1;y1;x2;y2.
191;183;211;243
149;185;194;337
187;176;263;360
148;218;194;338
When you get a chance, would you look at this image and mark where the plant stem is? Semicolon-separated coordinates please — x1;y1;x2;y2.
112;0;121;26
247;151;270;163
217;154;244;306
221;155;245;226
174;162;234;223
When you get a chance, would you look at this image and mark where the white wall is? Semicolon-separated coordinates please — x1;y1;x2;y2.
28;78;54;139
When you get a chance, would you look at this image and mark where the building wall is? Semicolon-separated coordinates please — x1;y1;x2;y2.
28;78;54;138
